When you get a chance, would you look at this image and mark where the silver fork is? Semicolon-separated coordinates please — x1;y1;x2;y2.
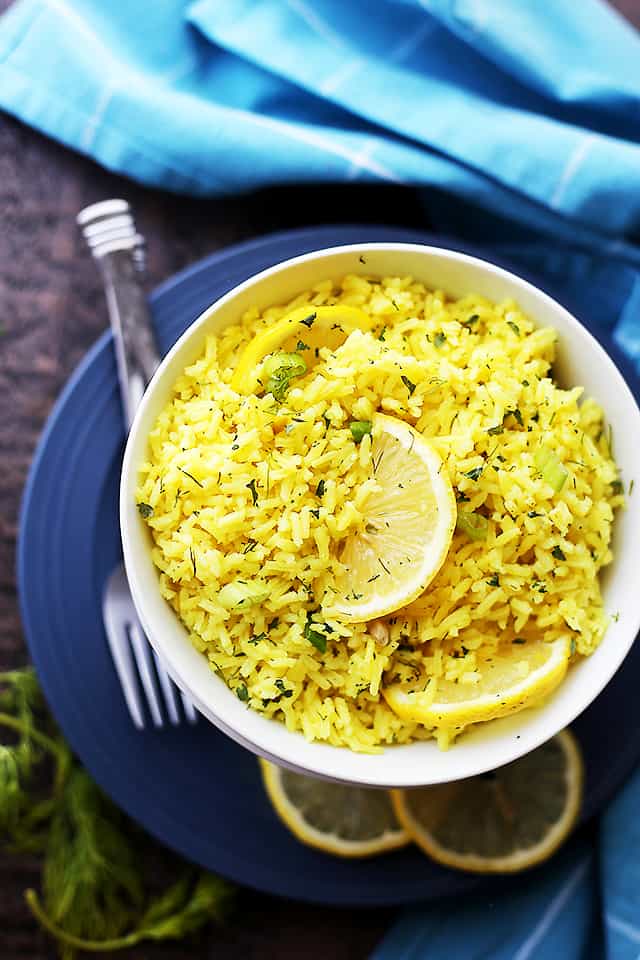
77;199;197;729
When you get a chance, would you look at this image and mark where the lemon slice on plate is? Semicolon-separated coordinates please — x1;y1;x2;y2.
231;304;373;393
391;729;583;873
333;414;456;623
260;759;410;858
384;635;571;731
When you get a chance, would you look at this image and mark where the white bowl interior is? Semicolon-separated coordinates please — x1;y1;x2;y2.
121;244;640;787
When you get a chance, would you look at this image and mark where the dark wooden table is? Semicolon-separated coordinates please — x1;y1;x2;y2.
1;1;638;957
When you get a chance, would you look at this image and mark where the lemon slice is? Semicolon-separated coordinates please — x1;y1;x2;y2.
391;729;583;873
333;414;456;622
260;759;410;858
384;635;571;731
231;304;373;393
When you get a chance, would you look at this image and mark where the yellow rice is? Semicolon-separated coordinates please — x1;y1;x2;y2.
137;274;621;752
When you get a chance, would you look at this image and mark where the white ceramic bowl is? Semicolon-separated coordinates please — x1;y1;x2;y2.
121;243;640;787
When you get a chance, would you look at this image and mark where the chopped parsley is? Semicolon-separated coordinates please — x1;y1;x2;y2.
268;618;279;630
610;479;624;495
300;312;316;328
296;340;310;352
512;638;526;645
246;479;259;506
242;539;257;554
486;574;500;587
463;466;483;481
189;547;197;578
506;408;523;427
137;502;154;519
310;508;320;519
391;298;400;312
236;684;249;702
528;510;543;518
248;633;266;646
304;614;327;654
316;479;326;498
275;679;293;699
350;421;372;444
463;314;479;327
487;423;503;436
378;326;386;341
434;332;446;348
551;545;566;561
401;375;416;396
507;321;521;336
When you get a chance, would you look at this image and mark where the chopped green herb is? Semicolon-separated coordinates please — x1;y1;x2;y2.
350;420;372;443
300;312;316;328
137;502;154;519
378;326;386;341
263;352;307;401
522;379;529;386
512;638;526;645
507;321;520;336
401;375;416;396
274;679;293;699
218;581;269;610
310;508;320;519
268;618;279;630
236;684;249;702
463;466;483;481
455;490;470;503
570;638;576;656
463;314;479;327
242;540;257;554
434;332;446;348
456;509;488;541
630;479;635;495
486;574;500;587
534;446;568;492
316;479;326;497
390;299;400;312
611;611;620;623
296;340;310;352
528;510;543;518
246;479;259;506
178;468;203;488
487;423;504;436
304;615;327;653
189;548;197;578
248;633;266;646
610;479;624;495
506;408;523;427
551;545;566;561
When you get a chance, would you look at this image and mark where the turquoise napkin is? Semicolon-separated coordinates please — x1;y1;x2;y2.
2;1;640;956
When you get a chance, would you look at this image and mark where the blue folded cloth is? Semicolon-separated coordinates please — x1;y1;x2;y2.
2;1;640;957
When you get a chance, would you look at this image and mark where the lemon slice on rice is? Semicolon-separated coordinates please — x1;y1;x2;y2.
332;414;456;623
231;304;373;393
260;759;410;858
391;729;583;873
384;635;571;732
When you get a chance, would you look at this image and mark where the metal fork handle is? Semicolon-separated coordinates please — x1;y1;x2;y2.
77;199;160;429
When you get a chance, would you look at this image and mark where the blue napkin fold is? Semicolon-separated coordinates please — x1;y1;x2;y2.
2;1;640;957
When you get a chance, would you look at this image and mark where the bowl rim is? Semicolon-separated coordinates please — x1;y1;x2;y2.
121;241;640;787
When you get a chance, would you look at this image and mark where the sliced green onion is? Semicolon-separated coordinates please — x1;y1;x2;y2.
456;509;488;541
350;420;372;443
262;352;307;401
534;446;568;492
218;580;270;610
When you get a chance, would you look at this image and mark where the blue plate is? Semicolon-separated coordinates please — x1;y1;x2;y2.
18;226;640;906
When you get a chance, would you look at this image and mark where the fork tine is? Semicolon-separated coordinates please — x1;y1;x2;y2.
128;619;164;727
152;651;181;726
102;584;146;730
180;691;199;725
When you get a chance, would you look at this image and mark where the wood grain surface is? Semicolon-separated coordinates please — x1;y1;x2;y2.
1;1;638;957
